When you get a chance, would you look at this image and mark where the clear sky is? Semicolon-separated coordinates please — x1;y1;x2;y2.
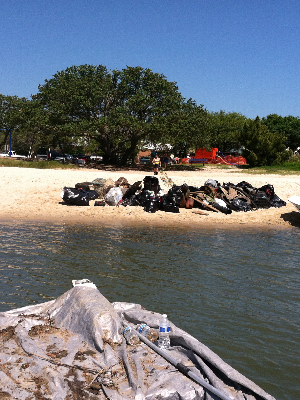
1;0;299;119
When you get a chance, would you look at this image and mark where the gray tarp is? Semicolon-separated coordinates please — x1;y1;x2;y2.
0;282;276;400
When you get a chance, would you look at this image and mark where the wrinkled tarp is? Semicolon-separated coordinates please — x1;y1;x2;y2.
0;284;276;399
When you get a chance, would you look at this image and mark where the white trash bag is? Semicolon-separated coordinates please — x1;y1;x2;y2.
105;187;123;206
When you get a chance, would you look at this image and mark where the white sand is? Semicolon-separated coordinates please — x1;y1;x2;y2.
0;165;299;229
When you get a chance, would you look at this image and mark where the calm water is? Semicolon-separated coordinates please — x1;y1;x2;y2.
0;221;299;400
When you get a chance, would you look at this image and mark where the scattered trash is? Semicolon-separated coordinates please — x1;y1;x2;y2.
60;174;286;216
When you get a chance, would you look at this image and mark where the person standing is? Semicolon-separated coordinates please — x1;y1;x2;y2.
163;154;169;169
152;155;161;175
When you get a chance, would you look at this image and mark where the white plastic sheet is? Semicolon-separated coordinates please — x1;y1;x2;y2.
0;283;276;400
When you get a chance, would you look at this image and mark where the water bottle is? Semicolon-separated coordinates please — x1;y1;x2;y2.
123;327;140;345
137;323;159;342
157;314;171;349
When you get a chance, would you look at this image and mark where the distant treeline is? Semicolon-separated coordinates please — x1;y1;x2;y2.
1;64;299;166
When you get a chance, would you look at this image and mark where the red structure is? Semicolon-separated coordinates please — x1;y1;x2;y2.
182;148;247;165
195;148;218;160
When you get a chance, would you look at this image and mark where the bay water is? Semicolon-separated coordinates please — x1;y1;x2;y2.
0;221;299;400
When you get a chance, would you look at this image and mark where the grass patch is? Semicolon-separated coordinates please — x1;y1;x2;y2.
0;158;78;169
236;161;300;175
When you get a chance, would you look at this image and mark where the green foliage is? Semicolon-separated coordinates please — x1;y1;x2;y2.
262;114;300;151
35;65;184;164
0;94;28;149
240;117;289;166
209;110;247;152
164;99;212;156
12;99;52;155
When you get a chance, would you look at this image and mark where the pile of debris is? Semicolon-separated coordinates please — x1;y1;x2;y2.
60;176;286;214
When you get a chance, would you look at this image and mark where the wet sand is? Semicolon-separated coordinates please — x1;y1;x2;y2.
0;166;299;229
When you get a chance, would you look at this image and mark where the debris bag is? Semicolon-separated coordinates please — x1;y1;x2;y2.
75;182;92;191
251;190;272;209
144;197;160;213
143;176;160;194
230;198;253;212
0;283;276;400
212;199;232;214
134;189;152;207
104;187;123;206
270;194;286;208
121;195;141;207
259;184;286;208
86;190;99;200
60;187;90;206
160;195;180;213
167;185;184;205
204;179;219;188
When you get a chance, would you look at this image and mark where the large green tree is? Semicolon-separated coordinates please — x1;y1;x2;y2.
35;65;185;163
240;116;289;166
0;94;22;148
262;114;300;151
209;111;247;152
163;99;212;156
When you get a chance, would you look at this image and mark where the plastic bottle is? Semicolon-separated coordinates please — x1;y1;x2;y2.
137;323;159;342
157;314;171;349
123;327;140;345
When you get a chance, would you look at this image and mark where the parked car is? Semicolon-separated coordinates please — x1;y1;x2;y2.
36;154;48;160
90;155;103;161
139;156;151;164
54;154;74;162
0;150;27;159
73;154;91;165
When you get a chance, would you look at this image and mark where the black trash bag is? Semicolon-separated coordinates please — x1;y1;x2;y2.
160;195;180;213
75;182;92;191
61;187;90;206
86;190;99;200
270;194;286;208
143;176;160;194
121;195;141;207
230;198;252;212
257;184;286;207
135;189;151;207
211;201;232;214
236;181;254;193
167;185;184;205
251;190;271;209
258;184;274;196
144;197;160;213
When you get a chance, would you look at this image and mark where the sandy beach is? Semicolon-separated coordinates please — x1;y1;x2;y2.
0;165;299;229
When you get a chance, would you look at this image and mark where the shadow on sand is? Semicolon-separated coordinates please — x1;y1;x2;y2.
281;211;300;228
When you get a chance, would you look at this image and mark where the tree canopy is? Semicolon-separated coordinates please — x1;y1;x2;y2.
1;64;299;167
34;65;187;163
262;114;300;151
209;111;247;152
240;117;289;166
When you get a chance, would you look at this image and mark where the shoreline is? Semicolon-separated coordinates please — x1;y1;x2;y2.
0;166;299;229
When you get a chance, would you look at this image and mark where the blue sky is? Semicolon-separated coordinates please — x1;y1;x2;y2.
0;0;299;119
